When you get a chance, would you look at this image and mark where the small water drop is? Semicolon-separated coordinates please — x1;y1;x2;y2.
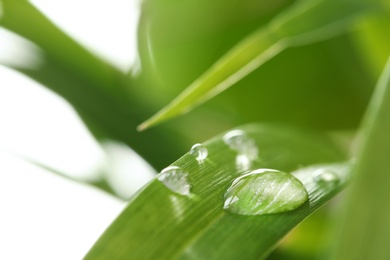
189;143;208;163
223;168;308;215
223;130;259;170
158;166;191;196
313;169;339;185
223;130;247;151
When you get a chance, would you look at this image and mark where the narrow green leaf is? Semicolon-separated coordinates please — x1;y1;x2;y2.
86;124;349;259
138;0;377;130
332;57;390;259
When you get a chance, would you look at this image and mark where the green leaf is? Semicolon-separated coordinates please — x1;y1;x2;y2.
138;0;377;130
86;124;349;259
0;0;185;169
331;57;390;259
136;0;374;132
353;13;390;78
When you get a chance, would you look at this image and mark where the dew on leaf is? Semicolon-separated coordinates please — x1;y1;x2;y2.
224;169;308;215
158;166;191;196
189;143;208;163
223;130;258;171
313;169;339;185
223;130;247;151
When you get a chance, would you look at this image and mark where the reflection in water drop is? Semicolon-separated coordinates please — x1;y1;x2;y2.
223;195;239;208
223;130;258;171
189;143;208;163
158;166;191;196
313;169;339;185
224;169;308;215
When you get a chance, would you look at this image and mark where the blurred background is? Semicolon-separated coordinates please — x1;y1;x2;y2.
0;1;150;259
1;0;389;259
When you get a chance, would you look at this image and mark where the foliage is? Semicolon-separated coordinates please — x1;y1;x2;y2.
1;0;390;259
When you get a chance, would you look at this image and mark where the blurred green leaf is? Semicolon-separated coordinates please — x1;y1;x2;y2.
332;58;390;259
134;0;293;106
353;13;390;78
139;0;377;130
267;207;333;260
0;0;186;169
86;124;348;259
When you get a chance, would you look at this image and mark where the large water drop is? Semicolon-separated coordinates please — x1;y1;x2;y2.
189;143;208;163
158;166;191;196
223;169;308;215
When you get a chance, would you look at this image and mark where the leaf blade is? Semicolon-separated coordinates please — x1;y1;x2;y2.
86;124;349;259
138;0;377;130
332;57;390;259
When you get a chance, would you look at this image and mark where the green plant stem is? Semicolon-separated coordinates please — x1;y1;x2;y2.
332;57;390;259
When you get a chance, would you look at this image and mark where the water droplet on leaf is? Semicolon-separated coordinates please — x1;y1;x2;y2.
189;143;208;163
158;166;191;196
223;130;247;150
224;169;308;215
223;130;258;171
313;169;339;185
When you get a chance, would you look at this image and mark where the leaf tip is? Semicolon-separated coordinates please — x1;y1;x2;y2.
137;106;176;131
137;115;160;131
137;122;149;132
